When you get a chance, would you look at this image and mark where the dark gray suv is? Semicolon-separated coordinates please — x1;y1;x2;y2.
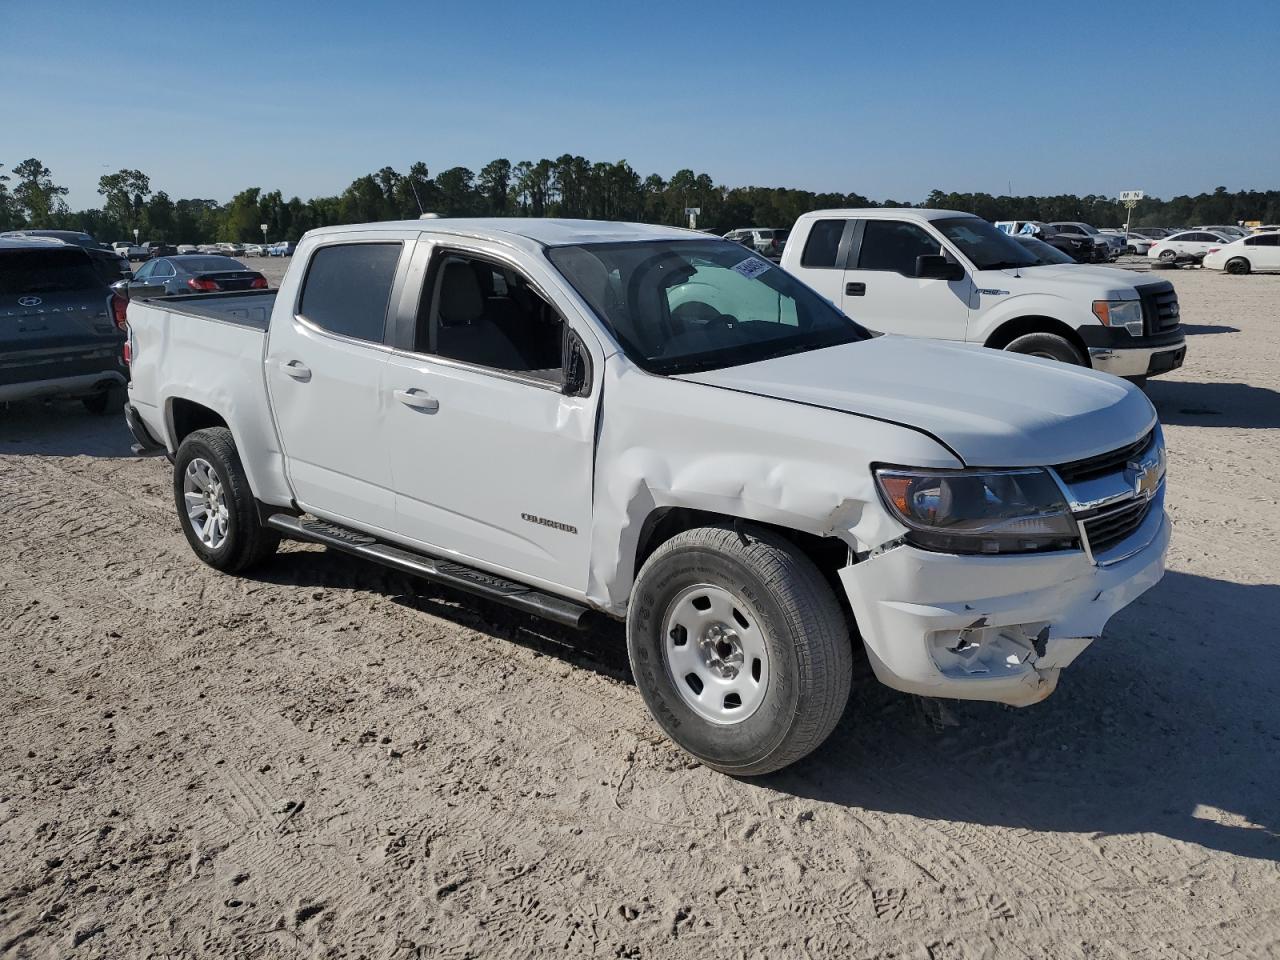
0;238;128;413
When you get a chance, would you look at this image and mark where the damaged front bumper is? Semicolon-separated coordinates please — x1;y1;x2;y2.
838;507;1169;707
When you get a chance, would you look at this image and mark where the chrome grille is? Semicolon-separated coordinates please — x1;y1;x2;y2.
1080;498;1154;554
1136;281;1180;334
1054;430;1155;485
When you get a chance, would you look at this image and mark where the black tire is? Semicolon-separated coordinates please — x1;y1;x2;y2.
1225;257;1251;275
1158;249;1178;263
173;427;279;573
626;524;853;776
81;385;126;415
1003;332;1087;366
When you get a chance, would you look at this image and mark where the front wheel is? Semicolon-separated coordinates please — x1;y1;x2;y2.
173;427;279;573
1003;332;1087;366
627;524;853;776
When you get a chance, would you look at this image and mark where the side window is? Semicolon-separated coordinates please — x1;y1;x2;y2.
1252;234;1279;246
857;220;942;275
134;261;153;279
298;243;401;343
154;260;175;278
800;219;847;268
418;253;566;383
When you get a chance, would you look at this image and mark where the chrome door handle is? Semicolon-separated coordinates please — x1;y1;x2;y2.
394;388;439;413
281;359;311;382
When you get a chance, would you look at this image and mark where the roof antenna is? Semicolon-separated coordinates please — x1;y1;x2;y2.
409;179;425;216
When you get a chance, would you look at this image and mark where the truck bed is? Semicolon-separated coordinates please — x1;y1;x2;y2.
135;289;276;330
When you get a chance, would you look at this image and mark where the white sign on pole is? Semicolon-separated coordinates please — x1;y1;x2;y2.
684;206;701;229
1119;190;1145;202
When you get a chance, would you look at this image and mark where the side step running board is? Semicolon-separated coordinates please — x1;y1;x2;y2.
265;514;591;628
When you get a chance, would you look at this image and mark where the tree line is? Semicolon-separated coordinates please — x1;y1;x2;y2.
2;156;1277;245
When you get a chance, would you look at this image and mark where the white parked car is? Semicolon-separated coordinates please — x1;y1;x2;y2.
1123;233;1155;255
243;244;267;257
121;218;1169;775
782;209;1185;382
1146;230;1233;265
1202;232;1280;274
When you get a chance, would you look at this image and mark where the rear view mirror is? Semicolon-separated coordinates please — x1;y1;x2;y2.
915;254;964;281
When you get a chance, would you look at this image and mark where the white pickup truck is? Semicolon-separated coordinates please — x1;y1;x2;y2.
123;218;1169;775
782;208;1186;382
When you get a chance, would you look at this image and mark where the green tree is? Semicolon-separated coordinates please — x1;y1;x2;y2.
97;168;151;236
0;163;18;230
477;159;512;215
434;166;477;217
12;158;69;227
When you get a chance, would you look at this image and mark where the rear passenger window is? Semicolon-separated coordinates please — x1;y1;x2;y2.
299;243;401;343
801;219;846;268
857;220;941;274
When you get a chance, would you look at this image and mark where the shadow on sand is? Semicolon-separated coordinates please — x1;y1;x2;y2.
0;398;136;457
1148;378;1280;429
254;545;1279;866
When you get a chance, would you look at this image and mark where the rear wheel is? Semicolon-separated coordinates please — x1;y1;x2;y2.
627;524;853;776
173;427;279;573
1225;257;1251;275
1158;249;1178;263
81;385;126;415
1003;332;1087;366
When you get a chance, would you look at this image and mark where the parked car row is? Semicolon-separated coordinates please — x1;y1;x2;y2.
723;228;788;261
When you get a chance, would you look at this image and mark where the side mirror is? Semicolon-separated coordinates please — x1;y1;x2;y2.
915;254;964;281
110;279;132;298
561;327;592;397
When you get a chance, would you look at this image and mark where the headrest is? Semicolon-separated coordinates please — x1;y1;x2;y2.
438;261;484;327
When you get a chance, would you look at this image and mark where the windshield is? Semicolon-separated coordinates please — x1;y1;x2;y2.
0;249;104;295
1013;236;1075;265
548;239;869;375
932;217;1040;270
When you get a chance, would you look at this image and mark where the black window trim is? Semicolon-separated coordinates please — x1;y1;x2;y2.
292;238;407;351
849;217;947;275
390;242;580;395
799;217;856;270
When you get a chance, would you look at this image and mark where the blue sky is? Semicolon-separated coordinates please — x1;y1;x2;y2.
3;0;1276;209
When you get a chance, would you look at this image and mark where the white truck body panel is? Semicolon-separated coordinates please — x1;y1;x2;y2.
125;218;1170;709
781;208;1186;380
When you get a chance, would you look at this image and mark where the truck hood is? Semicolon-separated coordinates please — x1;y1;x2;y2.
991;262;1145;298
676;337;1155;467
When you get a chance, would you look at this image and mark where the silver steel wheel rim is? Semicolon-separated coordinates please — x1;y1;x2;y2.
661;583;770;725
183;457;229;549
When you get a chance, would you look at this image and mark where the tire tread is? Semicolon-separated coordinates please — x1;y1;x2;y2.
634;524;853;775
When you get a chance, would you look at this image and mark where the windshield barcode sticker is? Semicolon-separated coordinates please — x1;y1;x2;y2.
731;257;772;280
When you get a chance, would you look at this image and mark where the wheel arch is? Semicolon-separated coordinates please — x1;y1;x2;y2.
632;507;854;618
166;396;230;449
983;315;1091;364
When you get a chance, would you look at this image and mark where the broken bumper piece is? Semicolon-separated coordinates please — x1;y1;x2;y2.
838;508;1169;707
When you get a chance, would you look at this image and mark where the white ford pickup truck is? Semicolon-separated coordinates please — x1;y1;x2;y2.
124;218;1169;775
782;208;1187;382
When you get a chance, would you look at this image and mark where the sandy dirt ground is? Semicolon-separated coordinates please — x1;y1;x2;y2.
1;264;1277;959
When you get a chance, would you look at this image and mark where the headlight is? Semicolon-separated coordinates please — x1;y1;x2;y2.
874;467;1077;555
1092;299;1144;336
